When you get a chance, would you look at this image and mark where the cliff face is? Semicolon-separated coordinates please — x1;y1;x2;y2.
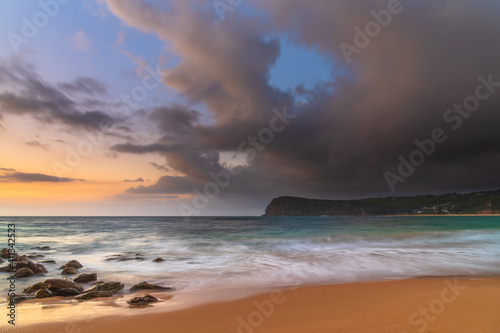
264;190;500;216
264;197;375;216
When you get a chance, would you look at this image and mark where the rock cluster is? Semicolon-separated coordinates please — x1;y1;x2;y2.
0;247;173;308
74;273;97;283
105;254;145;262
130;282;172;291
21;279;124;301
127;295;159;308
0;253;48;277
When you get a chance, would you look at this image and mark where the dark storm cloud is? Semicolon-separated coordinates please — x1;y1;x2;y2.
59;77;108;96
105;0;500;208
149;105;200;136
110;105;205;156
0;172;85;183
0;59;115;130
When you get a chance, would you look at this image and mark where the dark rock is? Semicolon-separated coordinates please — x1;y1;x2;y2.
53;288;81;296
127;295;159;308
15;258;47;275
74;291;113;301
74;273;97;283
0;248;11;259
103;254;120;261
91;280;104;285
105;255;144;262
38;260;56;264
153;258;165;262
130;282;172;291
35;289;52;299
14;267;35;278
27;254;44;259
32;246;51;251
84;281;124;294
61;267;78;275
23;282;45;294
44;279;84;293
117;257;144;261
59;260;83;269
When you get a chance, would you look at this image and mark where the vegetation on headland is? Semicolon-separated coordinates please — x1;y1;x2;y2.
264;189;500;216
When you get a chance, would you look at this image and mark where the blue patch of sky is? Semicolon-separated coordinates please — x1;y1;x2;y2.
267;36;335;98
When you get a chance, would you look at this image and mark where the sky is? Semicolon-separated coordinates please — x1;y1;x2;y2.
0;0;499;216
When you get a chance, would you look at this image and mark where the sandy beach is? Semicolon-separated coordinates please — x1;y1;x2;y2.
7;277;500;333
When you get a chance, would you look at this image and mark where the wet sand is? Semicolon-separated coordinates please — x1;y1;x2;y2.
5;277;500;333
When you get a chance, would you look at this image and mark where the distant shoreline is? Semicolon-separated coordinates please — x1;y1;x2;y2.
264;189;500;216
264;214;500;217
388;214;500;216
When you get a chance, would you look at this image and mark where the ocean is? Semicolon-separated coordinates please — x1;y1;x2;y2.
1;216;500;294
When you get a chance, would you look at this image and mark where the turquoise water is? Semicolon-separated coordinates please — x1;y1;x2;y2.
1;216;499;293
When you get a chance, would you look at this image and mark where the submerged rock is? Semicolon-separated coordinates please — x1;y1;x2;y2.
105;255;144;262
27;254;44;259
130;282;172;291
38;260;56;264
74;273;97;283
61;267;78;275
59;260;83;269
23;282;46;294
153;258;165;262
117;257;144;261
74;291;113;301
14;267;35;278
35;289;52;299
32;246;52;251
53;288;81;297
127;295;159;308
84;281;124;294
44;279;84;293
